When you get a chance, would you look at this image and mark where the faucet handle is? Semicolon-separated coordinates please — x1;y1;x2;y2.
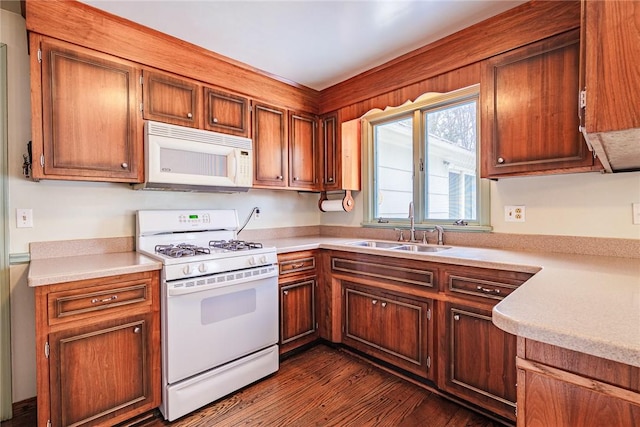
422;231;428;244
393;228;405;242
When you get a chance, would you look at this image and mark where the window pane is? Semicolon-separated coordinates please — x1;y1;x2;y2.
374;117;413;218
425;100;477;220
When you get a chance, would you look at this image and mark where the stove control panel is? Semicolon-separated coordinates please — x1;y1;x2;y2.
163;250;278;281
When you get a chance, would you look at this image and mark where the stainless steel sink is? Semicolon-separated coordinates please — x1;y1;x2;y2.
392;244;451;252
346;240;403;249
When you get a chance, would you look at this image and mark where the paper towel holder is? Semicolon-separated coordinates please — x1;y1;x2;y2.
319;190;354;212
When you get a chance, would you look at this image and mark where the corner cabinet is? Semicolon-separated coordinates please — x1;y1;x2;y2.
278;251;318;354
253;102;319;190
481;30;597;178
438;266;533;422
29;35;143;182
319;113;361;192
34;271;161;427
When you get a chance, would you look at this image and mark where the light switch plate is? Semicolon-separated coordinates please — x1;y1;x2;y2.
16;208;33;228
633;203;640;225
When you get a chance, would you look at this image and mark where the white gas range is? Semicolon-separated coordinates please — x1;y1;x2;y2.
136;209;279;421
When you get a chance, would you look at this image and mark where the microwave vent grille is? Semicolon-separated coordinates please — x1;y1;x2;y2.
147;121;251;150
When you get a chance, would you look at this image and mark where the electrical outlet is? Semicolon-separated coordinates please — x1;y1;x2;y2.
255;207;261;219
17;208;33;228
633;203;640;225
505;205;525;222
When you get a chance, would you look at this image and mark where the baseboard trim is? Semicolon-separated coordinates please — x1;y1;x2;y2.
11;397;36;420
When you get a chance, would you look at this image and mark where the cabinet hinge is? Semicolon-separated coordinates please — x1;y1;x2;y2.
47;420;51;427
37;49;42;63
315;322;318;329
579;90;587;109
140;103;144;113
139;75;143;86
44;341;49;358
515;402;517;417
427;308;431;321
40;155;45;167
426;356;431;369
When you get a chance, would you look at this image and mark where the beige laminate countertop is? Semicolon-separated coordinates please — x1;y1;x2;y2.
28;252;162;287
265;236;640;368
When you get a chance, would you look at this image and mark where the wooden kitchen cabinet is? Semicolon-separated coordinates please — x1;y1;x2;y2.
142;69;201;128
481;30;596;178
278;251;318;354
516;339;640;427
34;271;161;427
439;266;533;422
343;282;433;379
29;35;143;182
289;111;318;190
320;113;361;191
253;101;319;190
579;0;640;172
203;87;249;137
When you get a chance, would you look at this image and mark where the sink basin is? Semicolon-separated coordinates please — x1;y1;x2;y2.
392;244;451;252
346;240;403;249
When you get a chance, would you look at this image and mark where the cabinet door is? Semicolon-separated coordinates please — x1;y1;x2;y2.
321;113;340;190
48;314;157;427
443;304;516;421
204;88;249;137
343;286;382;349
142;70;201;128
289;112;318;190
280;278;316;344
481;30;594;177
35;37;142;182
253;103;287;187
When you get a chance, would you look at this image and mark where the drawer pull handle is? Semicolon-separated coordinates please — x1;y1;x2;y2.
381;302;387;308
283;290;289;296
290;263;304;269
91;295;118;304
476;286;501;294
133;326;141;334
372;299;377;305
454;314;460;321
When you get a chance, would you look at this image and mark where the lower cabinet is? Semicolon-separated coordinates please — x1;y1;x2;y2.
440;303;517;421
278;251;318;354
342;282;433;379
35;271;161;427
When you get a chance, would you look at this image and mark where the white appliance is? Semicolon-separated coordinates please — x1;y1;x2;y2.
136;209;279;421
133;121;253;192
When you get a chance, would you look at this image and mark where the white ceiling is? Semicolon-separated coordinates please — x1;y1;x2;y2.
81;0;526;90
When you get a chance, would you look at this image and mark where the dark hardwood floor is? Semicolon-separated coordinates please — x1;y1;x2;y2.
2;345;502;427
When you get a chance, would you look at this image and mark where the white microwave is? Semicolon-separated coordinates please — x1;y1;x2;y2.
133;121;253;192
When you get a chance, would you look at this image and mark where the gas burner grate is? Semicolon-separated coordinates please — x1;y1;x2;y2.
155;243;211;258
209;240;264;251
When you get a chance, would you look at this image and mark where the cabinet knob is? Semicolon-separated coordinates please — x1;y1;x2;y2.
497;157;505;164
293;177;299;181
381;302;387;308
133;326;141;334
187;112;193;119
121;162;128;169
276;175;283;180
283;290;289;296
372;299;377;305
212;117;218;123
453;314;460;321
328;177;334;182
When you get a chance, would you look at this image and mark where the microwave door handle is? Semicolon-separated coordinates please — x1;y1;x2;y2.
228;150;237;179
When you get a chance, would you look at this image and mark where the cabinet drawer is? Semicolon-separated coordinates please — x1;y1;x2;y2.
445;268;533;301
332;257;435;289
48;278;152;324
279;255;316;276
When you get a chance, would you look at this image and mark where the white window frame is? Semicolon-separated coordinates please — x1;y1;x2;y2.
362;85;491;231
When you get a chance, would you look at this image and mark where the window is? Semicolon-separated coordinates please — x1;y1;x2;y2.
363;85;490;230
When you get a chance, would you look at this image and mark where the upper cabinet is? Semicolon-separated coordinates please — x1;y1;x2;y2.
203;87;250;137
30;35;143;183
253;102;319;191
142;69;201;128
319;113;361;192
579;0;640;172
480;30;597;178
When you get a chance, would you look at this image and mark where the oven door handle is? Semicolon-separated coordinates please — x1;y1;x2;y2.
167;270;277;297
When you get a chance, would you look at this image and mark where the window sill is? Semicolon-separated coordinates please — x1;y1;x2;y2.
361;221;493;233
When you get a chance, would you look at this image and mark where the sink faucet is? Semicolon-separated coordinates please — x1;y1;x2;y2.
408;202;417;242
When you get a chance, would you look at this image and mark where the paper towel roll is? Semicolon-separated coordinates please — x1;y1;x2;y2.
320;199;346;212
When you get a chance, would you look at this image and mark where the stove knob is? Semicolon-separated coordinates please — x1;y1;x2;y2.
183;265;193;275
248;257;256;266
260;255;268;264
198;263;208;273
